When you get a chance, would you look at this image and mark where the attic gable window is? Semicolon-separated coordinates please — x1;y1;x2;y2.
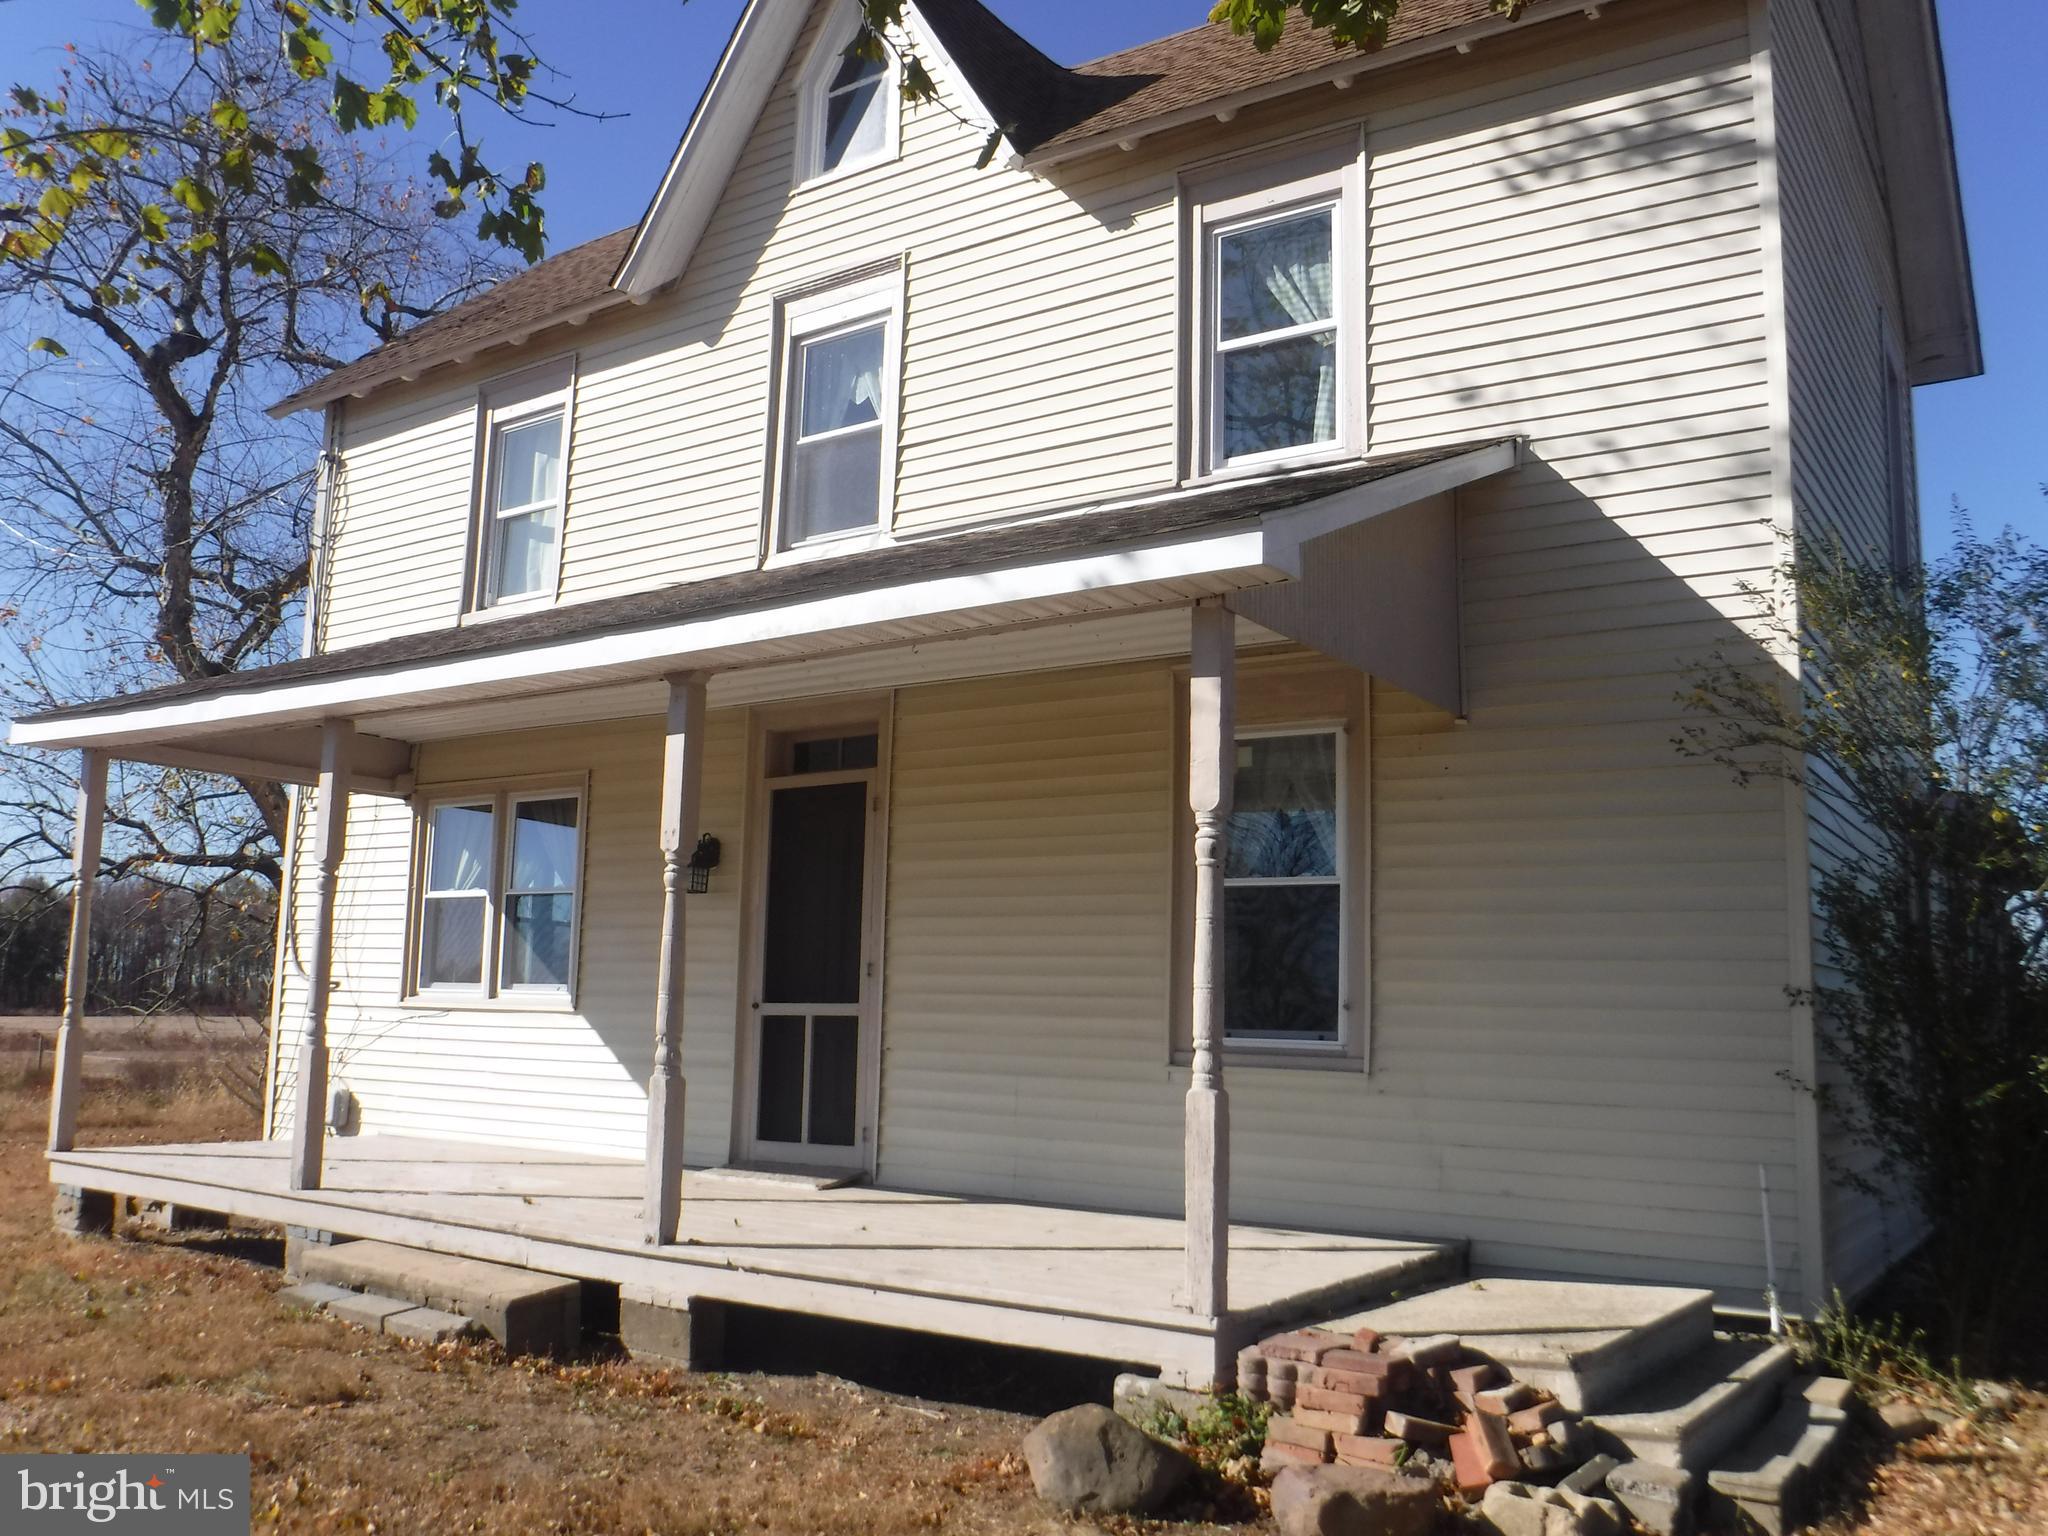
796;2;900;185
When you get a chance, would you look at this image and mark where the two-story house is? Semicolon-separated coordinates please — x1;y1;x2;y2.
20;0;1978;1386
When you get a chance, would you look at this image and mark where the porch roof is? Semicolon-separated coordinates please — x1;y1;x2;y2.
7;437;1517;785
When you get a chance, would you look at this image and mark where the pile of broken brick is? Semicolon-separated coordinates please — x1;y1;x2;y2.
1241;1325;1626;1533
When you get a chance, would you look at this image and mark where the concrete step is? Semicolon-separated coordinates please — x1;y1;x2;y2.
1585;1335;1798;1471
1704;1383;1855;1536
1330;1276;1716;1412
298;1238;579;1354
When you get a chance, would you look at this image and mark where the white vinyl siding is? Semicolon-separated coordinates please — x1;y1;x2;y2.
279;0;1826;1301
1771;0;1919;1298
270;715;746;1163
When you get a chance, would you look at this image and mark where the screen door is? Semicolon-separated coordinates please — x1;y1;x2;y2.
746;736;875;1167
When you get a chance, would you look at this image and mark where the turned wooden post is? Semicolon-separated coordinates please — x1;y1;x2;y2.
46;750;108;1154
1185;601;1235;1317
289;719;355;1191
646;671;706;1245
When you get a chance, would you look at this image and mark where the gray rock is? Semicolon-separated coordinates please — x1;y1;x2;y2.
1270;1463;1438;1536
1604;1460;1695;1536
1481;1482;1559;1536
1021;1403;1193;1515
1972;1381;2018;1420
1877;1400;1937;1442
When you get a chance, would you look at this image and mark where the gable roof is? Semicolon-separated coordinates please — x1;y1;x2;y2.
269;226;636;418
1020;0;1502;157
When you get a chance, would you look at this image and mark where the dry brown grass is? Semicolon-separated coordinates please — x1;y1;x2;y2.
3;1073;2041;1535
0;1075;1257;1534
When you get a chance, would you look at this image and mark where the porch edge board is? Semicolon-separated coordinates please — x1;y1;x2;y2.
42;1150;1228;1358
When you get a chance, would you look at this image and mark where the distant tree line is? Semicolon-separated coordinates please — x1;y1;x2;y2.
0;879;275;1017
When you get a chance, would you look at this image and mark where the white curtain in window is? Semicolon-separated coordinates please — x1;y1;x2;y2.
801;326;884;435
1220;211;1338;450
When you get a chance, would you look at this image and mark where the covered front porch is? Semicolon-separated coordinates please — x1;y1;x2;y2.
48;1133;1460;1384
18;439;1517;1381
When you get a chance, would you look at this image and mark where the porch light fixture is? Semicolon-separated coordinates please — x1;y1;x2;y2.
686;833;722;894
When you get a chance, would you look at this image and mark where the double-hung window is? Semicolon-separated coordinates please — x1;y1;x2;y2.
1191;143;1362;474
773;273;901;553
1225;729;1344;1045
1173;657;1367;1067
475;365;573;609
415;786;584;1001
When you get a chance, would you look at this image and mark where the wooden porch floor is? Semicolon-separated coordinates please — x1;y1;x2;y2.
50;1134;1461;1384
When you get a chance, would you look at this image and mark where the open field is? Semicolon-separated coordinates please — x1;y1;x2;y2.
1;1068;2040;1534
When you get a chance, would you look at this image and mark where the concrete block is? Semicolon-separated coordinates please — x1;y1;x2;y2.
1586;1338;1797;1470
1802;1376;1857;1419
1604;1460;1696;1536
1391;1333;1462;1367
283;1226;347;1280
1112;1372;1207;1426
619;1290;722;1370
1340;1279;1714;1413
301;1239;578;1354
326;1290;416;1331
276;1281;354;1314
53;1186;115;1236
1561;1452;1618;1496
138;1200;229;1233
385;1305;479;1345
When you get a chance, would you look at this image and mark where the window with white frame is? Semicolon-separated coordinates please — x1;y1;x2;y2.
1224;729;1343;1044
1191;146;1361;475
795;1;898;184
415;788;583;999
774;275;900;551
475;367;572;609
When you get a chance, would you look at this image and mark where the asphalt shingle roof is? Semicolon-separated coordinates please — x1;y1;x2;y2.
22;440;1511;727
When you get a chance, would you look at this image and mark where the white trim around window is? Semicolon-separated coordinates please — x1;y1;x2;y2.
767;268;905;559
470;360;576;615
1184;136;1366;479
408;777;587;1008
793;0;901;187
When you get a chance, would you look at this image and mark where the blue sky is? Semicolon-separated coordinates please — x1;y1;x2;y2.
1;0;2040;544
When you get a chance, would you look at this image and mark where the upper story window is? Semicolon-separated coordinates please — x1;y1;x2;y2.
796;1;899;185
1188;140;1363;477
474;363;574;610
772;270;902;554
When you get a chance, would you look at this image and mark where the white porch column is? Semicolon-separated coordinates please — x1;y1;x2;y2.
46;750;108;1154
289;719;355;1192
1186;601;1234;1317
645;671;707;1245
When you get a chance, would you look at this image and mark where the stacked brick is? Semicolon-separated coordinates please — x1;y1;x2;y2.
1240;1327;1599;1500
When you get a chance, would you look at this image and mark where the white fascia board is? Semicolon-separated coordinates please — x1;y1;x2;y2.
1257;437;1521;564
8;526;1293;750
1861;0;1981;384
614;0;803;297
